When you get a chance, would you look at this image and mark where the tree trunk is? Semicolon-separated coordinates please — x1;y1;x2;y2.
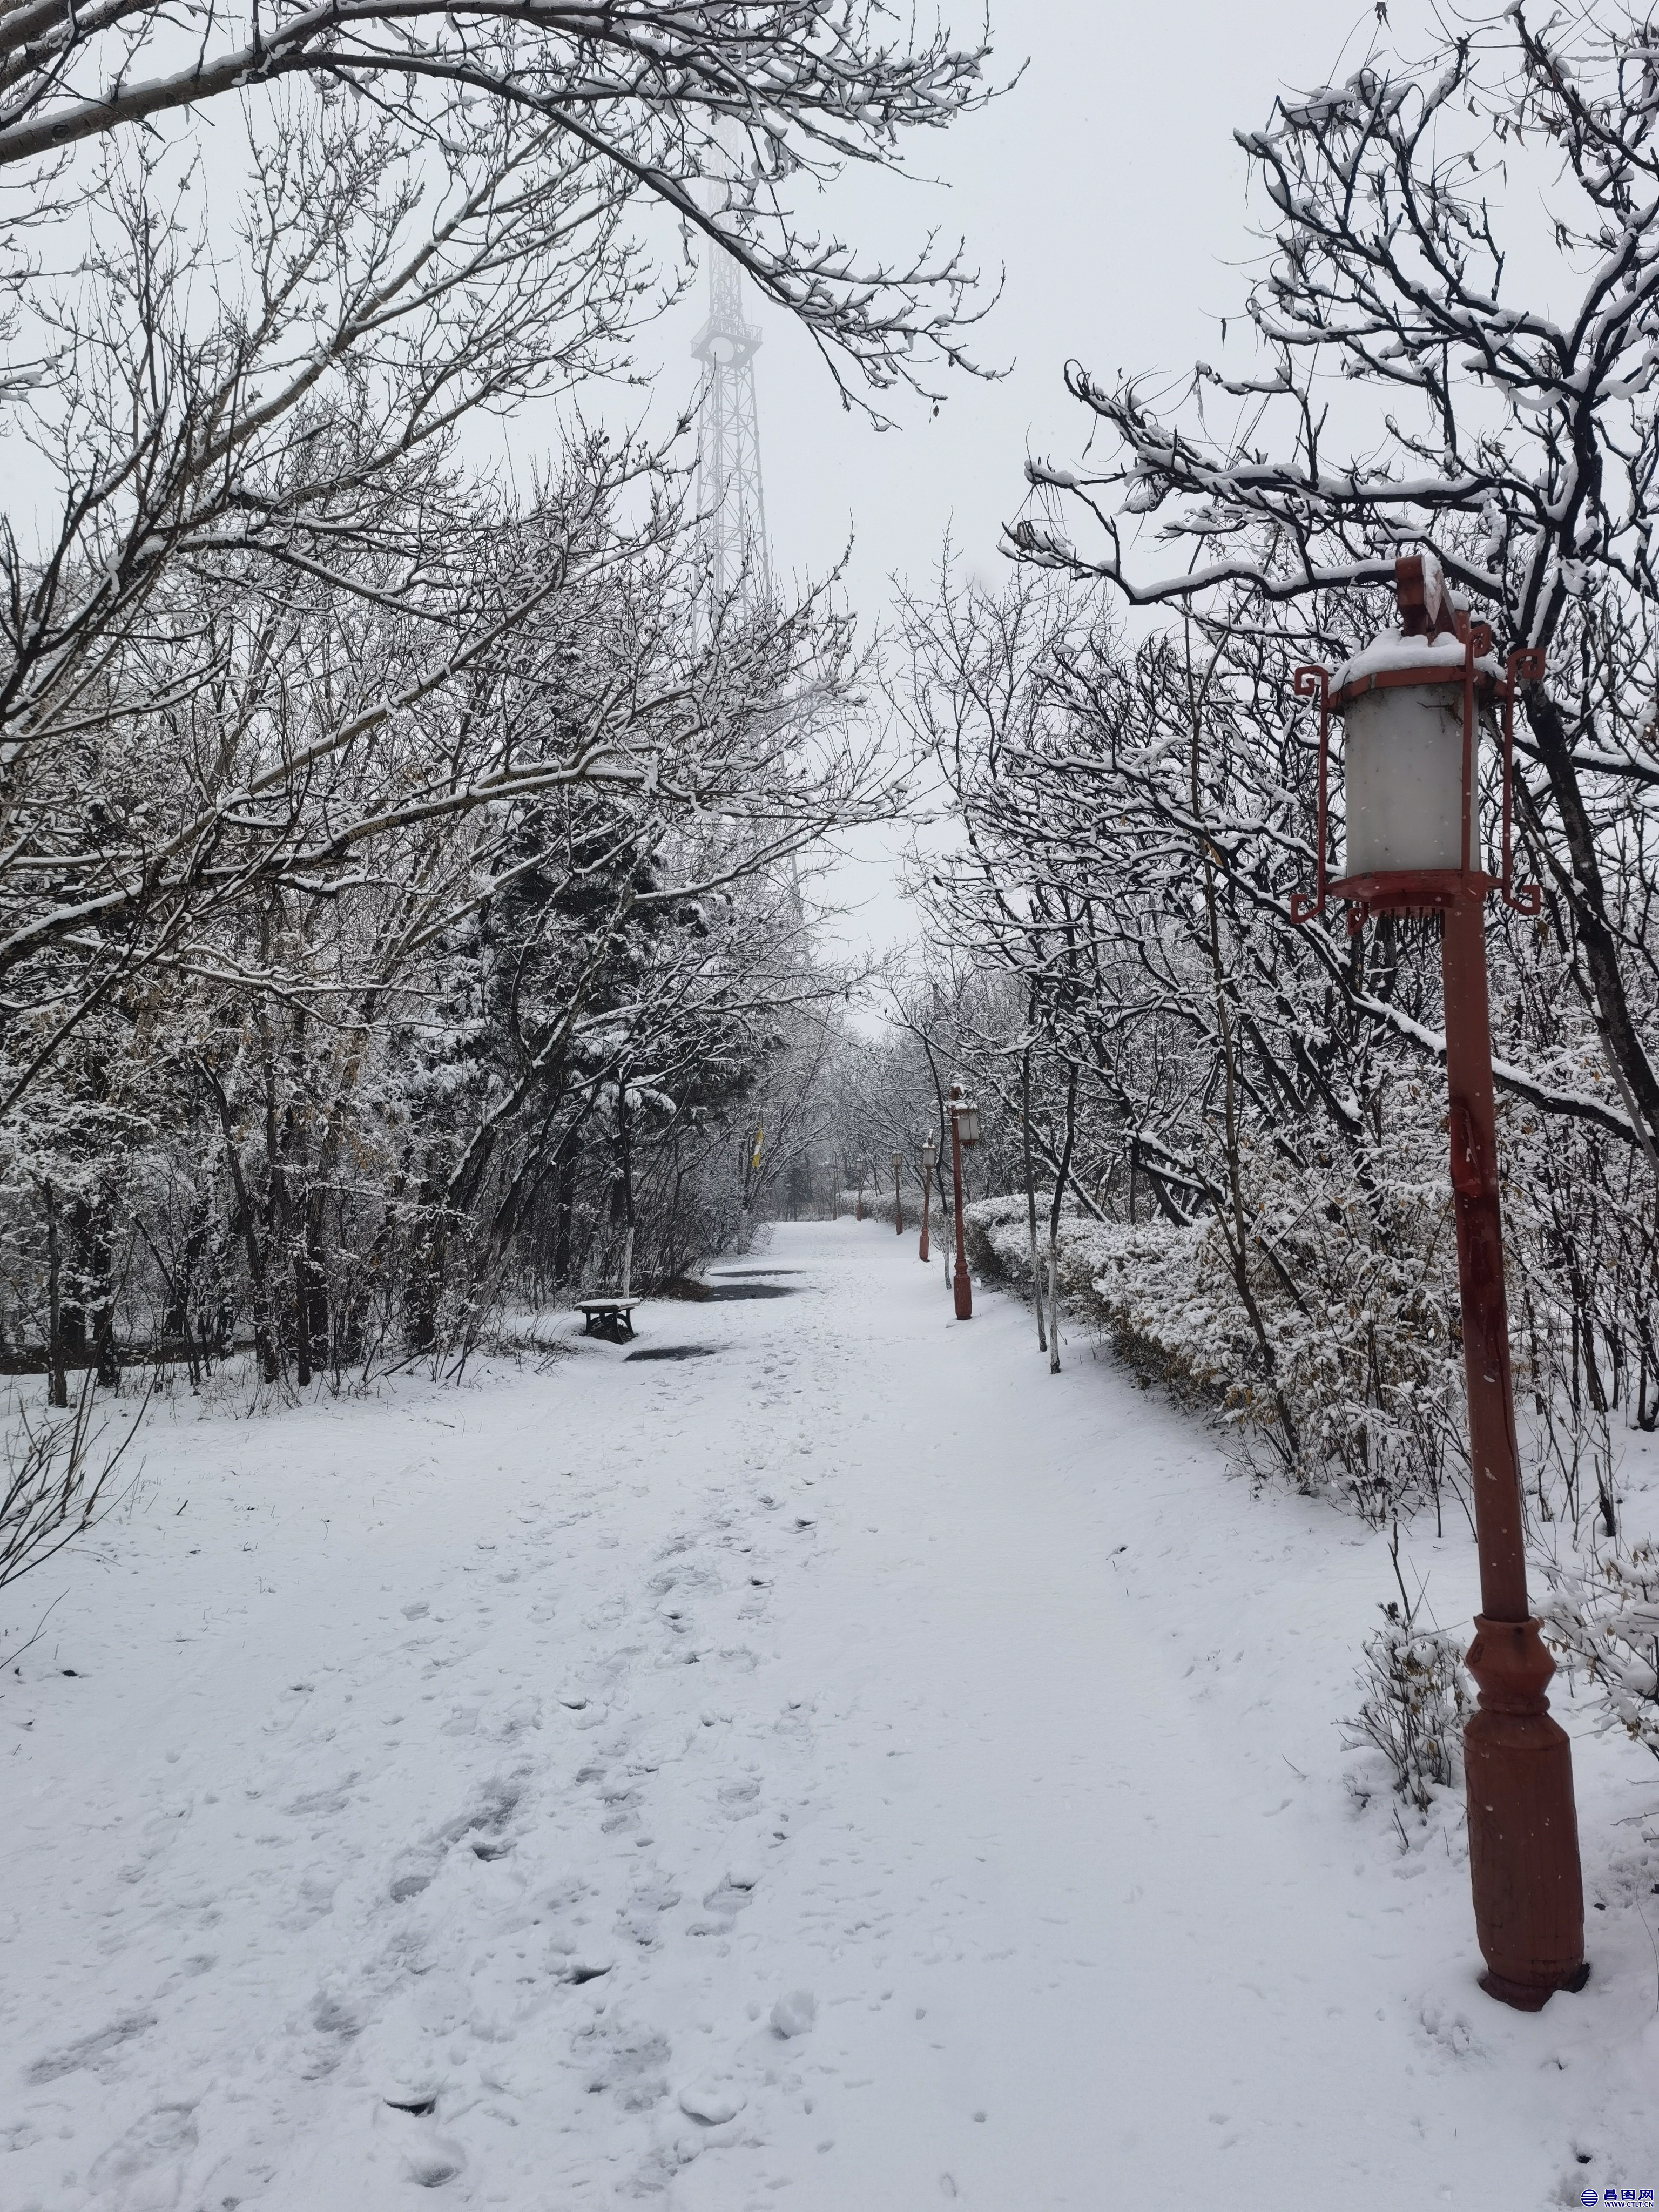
305;1198;330;1374
199;1063;282;1384
404;1190;448;1357
1022;1043;1047;1354
1048;1063;1077;1375
42;1179;68;1408
616;1082;636;1296
87;1203;119;1388
292;1250;312;1388
1524;689;1659;1165
552;1124;578;1287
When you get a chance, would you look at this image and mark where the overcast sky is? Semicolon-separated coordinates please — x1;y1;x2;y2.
608;0;1435;970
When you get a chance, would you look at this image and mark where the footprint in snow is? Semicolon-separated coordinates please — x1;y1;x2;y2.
617;1874;682;1948
279;1870;339;1931
600;1789;642;1835
717;1776;761;1816
26;2011;156;2085
559;1957;613;1985
691;1870;757;1934
630;1875;683;1913
282;1776;358;1820
440;1776;523;1844
389;1853;440;1903
311;1987;364;2040
86;2103;199;2206
575;2019;672;2111
402;2136;467;2189
705;1867;759;1909
483;1697;541;1742
300;1986;367;2079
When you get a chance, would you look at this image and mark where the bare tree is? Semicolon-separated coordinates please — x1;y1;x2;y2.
1;4;998;408
1013;4;1659;1164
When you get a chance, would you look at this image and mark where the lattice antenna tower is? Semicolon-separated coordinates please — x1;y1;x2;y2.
691;243;773;611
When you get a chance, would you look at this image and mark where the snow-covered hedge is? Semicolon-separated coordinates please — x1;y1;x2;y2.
965;1196;1235;1402
963;1189;1464;1527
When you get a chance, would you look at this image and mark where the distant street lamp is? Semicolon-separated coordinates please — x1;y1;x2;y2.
893;1150;904;1235
1293;551;1586;2011
855;1163;866;1222
919;1135;936;1263
948;1083;981;1322
824;1161;838;1222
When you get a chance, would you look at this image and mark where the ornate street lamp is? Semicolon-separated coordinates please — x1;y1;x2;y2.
1292;552;1586;2011
893;1150;905;1236
948;1084;981;1321
919;1135;937;1263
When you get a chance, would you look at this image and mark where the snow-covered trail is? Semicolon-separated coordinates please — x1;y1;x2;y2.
5;1222;1656;2210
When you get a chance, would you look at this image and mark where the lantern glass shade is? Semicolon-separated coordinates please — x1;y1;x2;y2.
921;1137;937;1169
1340;683;1474;879
956;1103;982;1148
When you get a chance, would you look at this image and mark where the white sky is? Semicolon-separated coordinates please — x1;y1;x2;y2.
606;0;1431;971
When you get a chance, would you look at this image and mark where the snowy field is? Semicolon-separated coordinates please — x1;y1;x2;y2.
4;1220;1658;2210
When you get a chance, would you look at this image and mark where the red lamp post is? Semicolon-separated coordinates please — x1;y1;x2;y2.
948;1083;981;1321
1292;551;1586;2011
919;1135;936;1263
893;1150;905;1235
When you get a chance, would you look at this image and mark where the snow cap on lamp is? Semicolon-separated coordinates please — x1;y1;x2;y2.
1289;551;1540;928
1332;549;1474;882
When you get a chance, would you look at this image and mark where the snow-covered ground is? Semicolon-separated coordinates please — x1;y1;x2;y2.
4;1221;1657;2210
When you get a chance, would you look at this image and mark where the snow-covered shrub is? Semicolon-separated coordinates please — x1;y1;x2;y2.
966;1198;1225;1399
1344;1596;1471;1819
1;1385;139;1596
1540;1544;1659;1764
1228;1129;1468;1523
966;1189;1467;1525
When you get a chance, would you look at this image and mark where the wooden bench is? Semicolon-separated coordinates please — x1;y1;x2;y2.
576;1297;642;1343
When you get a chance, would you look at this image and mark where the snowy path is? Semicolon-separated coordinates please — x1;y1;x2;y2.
5;1222;1657;2209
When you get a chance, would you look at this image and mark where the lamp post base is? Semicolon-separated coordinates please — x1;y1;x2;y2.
1477;1962;1590;2012
1464;1615;1587;2008
953;1272;972;1321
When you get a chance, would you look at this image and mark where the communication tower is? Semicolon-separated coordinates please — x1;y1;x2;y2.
691;246;772;609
